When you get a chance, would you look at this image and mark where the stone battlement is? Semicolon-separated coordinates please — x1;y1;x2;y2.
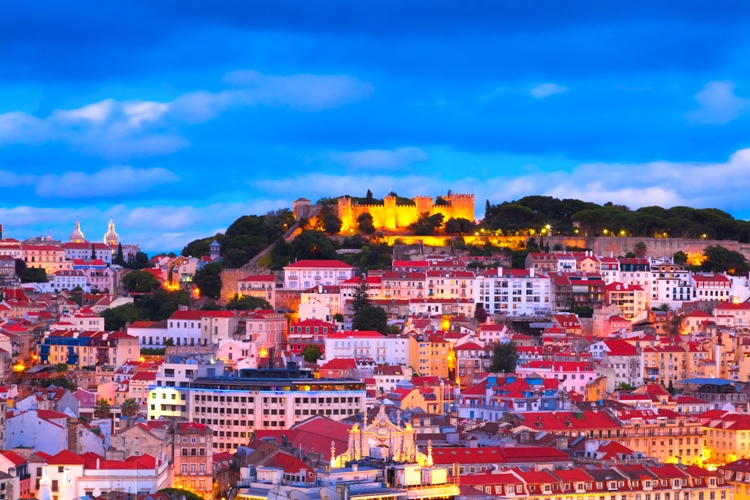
336;193;474;231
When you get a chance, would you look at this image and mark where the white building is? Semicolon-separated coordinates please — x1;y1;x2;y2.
475;268;552;316
283;260;354;290
61;242;113;264
39;453;170;497
298;298;332;322
5;410;68;455
691;273;732;301
148;368;366;451
515;360;596;393
50;270;89;292
324;331;410;365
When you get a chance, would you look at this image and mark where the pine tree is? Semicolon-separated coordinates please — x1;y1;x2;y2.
91;244;97;260
485;199;491;220
351;277;371;315
365;189;374;203
115;243;126;266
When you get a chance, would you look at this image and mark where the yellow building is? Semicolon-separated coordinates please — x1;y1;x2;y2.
720;459;750;500
702;411;750;465
408;334;453;379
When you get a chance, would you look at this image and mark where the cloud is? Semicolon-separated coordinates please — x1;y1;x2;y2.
256;147;750;216
34;166;180;198
330;147;428;169
686;81;750;125
530;83;569;99
0;198;288;252
0;70;374;160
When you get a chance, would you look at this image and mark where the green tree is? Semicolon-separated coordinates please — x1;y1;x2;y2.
136;289;190;322
91;244;97;260
54;363;68;372
226;294;272;310
94;398;112;418
616;382;635;391
333;313;344;322
357;213;376;234
673;251;688;265
351;278;371;315
703;245;750;275
352;305;389;334
485;199;491;220
14;259;48;283
38;377;76;391
102;303;142;331
158;488;205;500
121;398;140;418
489;341;519;373
667;380;675;395
633;241;648;258
365;189;374;203
444;218;475;235
164;338;175;347
475;304;488;323
302;345;323;363
115;243;126;266
408;212;444;235
201;301;222;311
668;314;684;337
193;262;224;300
291;230;338;260
654;303;672;312
323;213;342;235
122;270;161;293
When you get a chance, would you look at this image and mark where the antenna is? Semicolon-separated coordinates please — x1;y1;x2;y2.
289;490;311;500
320;487;342;500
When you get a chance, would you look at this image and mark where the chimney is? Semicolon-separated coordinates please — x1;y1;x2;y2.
530;268;535;278
96;458;100;469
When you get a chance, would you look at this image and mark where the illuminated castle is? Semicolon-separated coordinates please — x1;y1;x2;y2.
336;192;475;231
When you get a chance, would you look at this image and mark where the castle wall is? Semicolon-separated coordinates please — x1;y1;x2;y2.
335;194;475;231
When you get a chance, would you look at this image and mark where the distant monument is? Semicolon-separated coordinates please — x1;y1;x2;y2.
335;191;475;231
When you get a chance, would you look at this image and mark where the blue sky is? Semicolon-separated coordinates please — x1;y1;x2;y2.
2;1;750;252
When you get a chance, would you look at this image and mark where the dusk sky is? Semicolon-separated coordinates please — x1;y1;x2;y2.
2;1;750;253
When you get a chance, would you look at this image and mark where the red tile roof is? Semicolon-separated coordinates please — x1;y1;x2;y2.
285;260;353;269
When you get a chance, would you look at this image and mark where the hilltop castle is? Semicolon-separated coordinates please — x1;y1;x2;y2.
295;192;475;231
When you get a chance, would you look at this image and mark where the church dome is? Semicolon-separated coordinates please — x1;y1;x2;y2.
103;218;119;246
69;218;86;243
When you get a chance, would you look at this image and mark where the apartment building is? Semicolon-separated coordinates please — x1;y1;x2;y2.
147;365;366;452
475;268;552;316
324;331;410;365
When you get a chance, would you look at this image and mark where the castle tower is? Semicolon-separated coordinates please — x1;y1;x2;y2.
414;196;433;217
103;218;119;247
444;193;475;221
337;197;353;231
293;198;312;221
384;195;397;230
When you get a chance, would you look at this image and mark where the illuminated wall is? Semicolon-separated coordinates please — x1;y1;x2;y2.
337;194;476;231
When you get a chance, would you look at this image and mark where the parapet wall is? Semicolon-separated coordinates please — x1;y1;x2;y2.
336;194;475;231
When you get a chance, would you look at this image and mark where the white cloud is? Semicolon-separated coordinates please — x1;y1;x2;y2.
0;198;288;252
686;81;750;125
0;70;374;160
330;147;428;169
34;166;180;198
531;83;569;99
257;147;750;217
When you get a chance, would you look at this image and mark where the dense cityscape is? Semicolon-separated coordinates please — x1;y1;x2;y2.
4;2;750;500
1;193;750;500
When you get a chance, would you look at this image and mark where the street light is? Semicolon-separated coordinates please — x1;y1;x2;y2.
603;229;608;235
